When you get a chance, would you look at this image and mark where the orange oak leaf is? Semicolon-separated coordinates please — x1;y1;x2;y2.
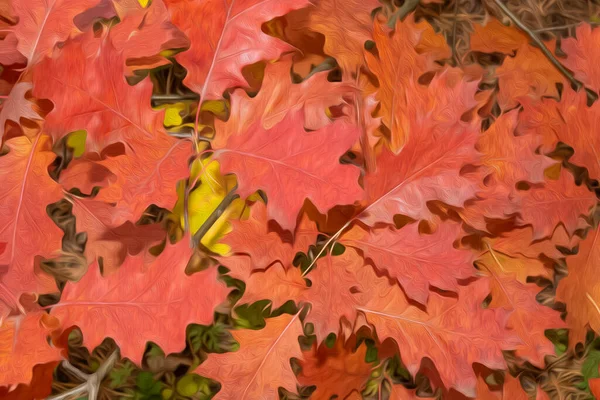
214;56;354;138
68;197;166;273
359;72;481;226
388;384;420;399
110;0;189;73
0;135;60;314
477;247;564;366
0;312;61;387
556;225;600;346
511;168;595;240
365;17;450;151
219;201;318;270
470;18;528;54
590;377;600;399
562;24;600;93
196;313;303;399
358;280;521;397
163;0;309;101
2;0;102;65
213;109;363;231
340;222;475;304
496;43;564;109
478;110;555;188
518;87;600;180
51;236;229;364
298;337;374;399
238;248;372;339
0;82;39;137
291;0;383;76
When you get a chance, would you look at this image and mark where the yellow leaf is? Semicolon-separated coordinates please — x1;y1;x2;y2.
138;0;150;7
66;130;87;157
172;158;238;254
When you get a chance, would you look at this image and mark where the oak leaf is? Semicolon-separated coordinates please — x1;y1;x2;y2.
360;72;481;226
219;201;318;270
511;168;595;240
0;135;61;314
291;0;383;76
340;222;475;304
470;19;528;54
556;225;600;346
51;236;229;365
298;337;374;399
562;24;600;93
477;246;564;366
496;43;564;109
69;197;166;274
2;0;102;65
163;0;309;100
238;248;370;339
0;82;39;138
518;87;600;180
0;312;61;387
214;56;354;137
365;17;450;151
357;280;521;397
110;0;189;73
478;110;555;188
213;109;363;231
196;313;303;399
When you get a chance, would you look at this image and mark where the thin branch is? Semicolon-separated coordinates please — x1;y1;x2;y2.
491;0;597;103
151;93;199;102
193;185;239;246
47;350;119;400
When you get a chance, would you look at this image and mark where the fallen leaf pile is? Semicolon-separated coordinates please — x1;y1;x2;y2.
1;0;600;398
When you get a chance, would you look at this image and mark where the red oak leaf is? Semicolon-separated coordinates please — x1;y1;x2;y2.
477;246;564;366
0;82;40;138
213;109;363;231
511;168;595;240
69;197;166;273
196;313;303;399
33;31;193;223
359;72;481;226
238;248;371;339
556;225;600;346
0;135;61;314
0;312;61;387
562;24;600;93
357;280;521;397
4;0;104;65
163;0;309;101
518;87;600;180
51;236;229;365
340;222;475;304
214;56;354;136
298;337;374;399
218;201;318;270
110;0;188;73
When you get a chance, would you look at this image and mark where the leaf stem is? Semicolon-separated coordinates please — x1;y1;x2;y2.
47;350;119;400
491;0;597;103
193;185;240;246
